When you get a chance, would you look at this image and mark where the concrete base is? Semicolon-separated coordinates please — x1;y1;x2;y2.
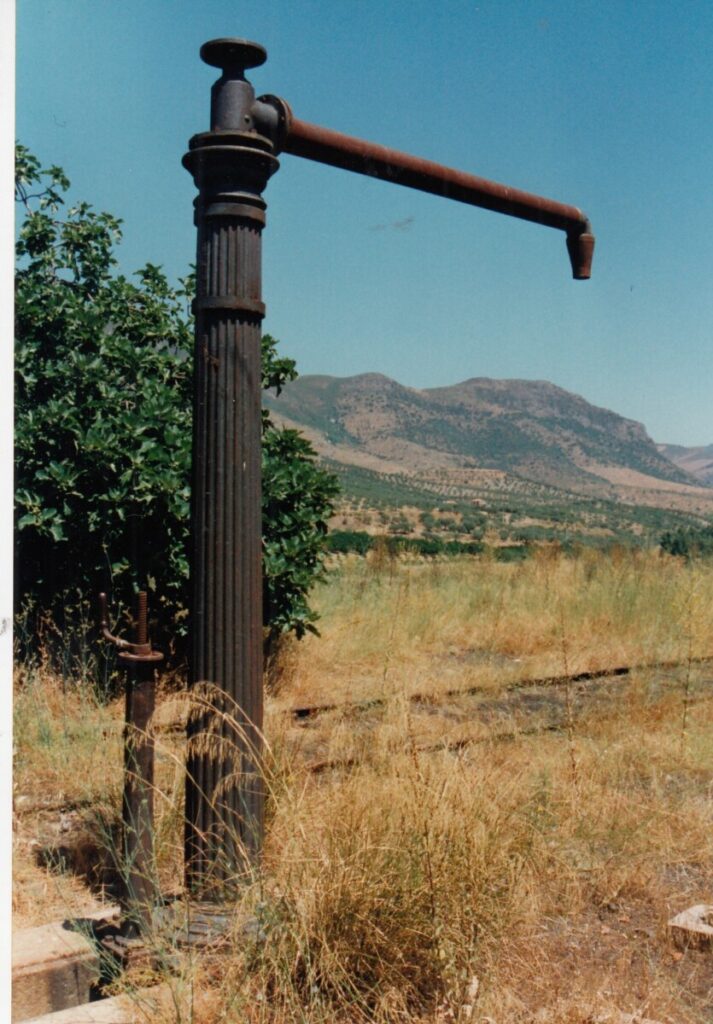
22;984;220;1024
23;994;137;1024
13;910;119;1023
668;903;713;950
13;905;228;1022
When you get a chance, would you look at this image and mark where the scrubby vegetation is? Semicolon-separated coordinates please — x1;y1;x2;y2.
14;548;713;1022
660;523;713;559
328;530;484;558
328;461;713;554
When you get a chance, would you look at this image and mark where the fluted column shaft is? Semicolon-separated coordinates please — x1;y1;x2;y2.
183;108;278;896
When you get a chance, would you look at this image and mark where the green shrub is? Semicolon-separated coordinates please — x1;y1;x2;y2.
660;524;713;560
14;145;339;662
327;531;373;555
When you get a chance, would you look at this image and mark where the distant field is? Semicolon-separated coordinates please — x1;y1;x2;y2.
13;549;713;1022
327;459;713;553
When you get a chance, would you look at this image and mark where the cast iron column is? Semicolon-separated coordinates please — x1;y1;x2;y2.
183;39;278;897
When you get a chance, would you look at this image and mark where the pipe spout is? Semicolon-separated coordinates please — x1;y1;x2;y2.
258;99;595;280
566;227;595;281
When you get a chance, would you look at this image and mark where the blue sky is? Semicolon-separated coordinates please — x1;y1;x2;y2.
15;0;713;446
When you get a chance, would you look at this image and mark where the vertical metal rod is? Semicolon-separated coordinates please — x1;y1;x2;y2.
183;38;279;898
136;591;148;646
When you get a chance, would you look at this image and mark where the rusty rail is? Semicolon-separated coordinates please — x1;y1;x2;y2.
286;655;713;722
305;685;713;776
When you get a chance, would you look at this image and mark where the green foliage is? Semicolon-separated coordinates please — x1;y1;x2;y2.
326;531;484;559
327;530;373;556
493;544;530;563
15;145;193;631
660;524;713;560
15;146;339;654
261;345;341;640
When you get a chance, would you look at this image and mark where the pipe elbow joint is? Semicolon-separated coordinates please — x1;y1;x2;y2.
253;94;293;153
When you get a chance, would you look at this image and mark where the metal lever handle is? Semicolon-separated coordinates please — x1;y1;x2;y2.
98;591;162;662
98;591;131;650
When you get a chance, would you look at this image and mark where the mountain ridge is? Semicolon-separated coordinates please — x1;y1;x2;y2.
657;443;713;486
264;372;710;500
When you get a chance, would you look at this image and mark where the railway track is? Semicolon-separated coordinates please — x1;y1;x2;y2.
287;655;713;721
290;656;713;775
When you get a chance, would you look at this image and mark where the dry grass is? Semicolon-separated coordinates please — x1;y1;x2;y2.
12;657;185;927
273;548;713;708
242;631;713;1022
12;658;123;926
12;549;713;1021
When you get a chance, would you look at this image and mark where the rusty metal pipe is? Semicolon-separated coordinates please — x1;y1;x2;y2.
117;593;162;937
119;658;156;936
99;590;163;937
272;111;594;279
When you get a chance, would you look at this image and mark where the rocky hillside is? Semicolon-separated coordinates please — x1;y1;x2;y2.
264;373;704;496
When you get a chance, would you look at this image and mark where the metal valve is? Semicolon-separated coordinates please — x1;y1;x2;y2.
99;591;163;664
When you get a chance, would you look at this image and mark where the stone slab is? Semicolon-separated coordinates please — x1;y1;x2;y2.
22;985;218;1024
13;909;119;1022
22;994;136;1024
668;903;713;950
